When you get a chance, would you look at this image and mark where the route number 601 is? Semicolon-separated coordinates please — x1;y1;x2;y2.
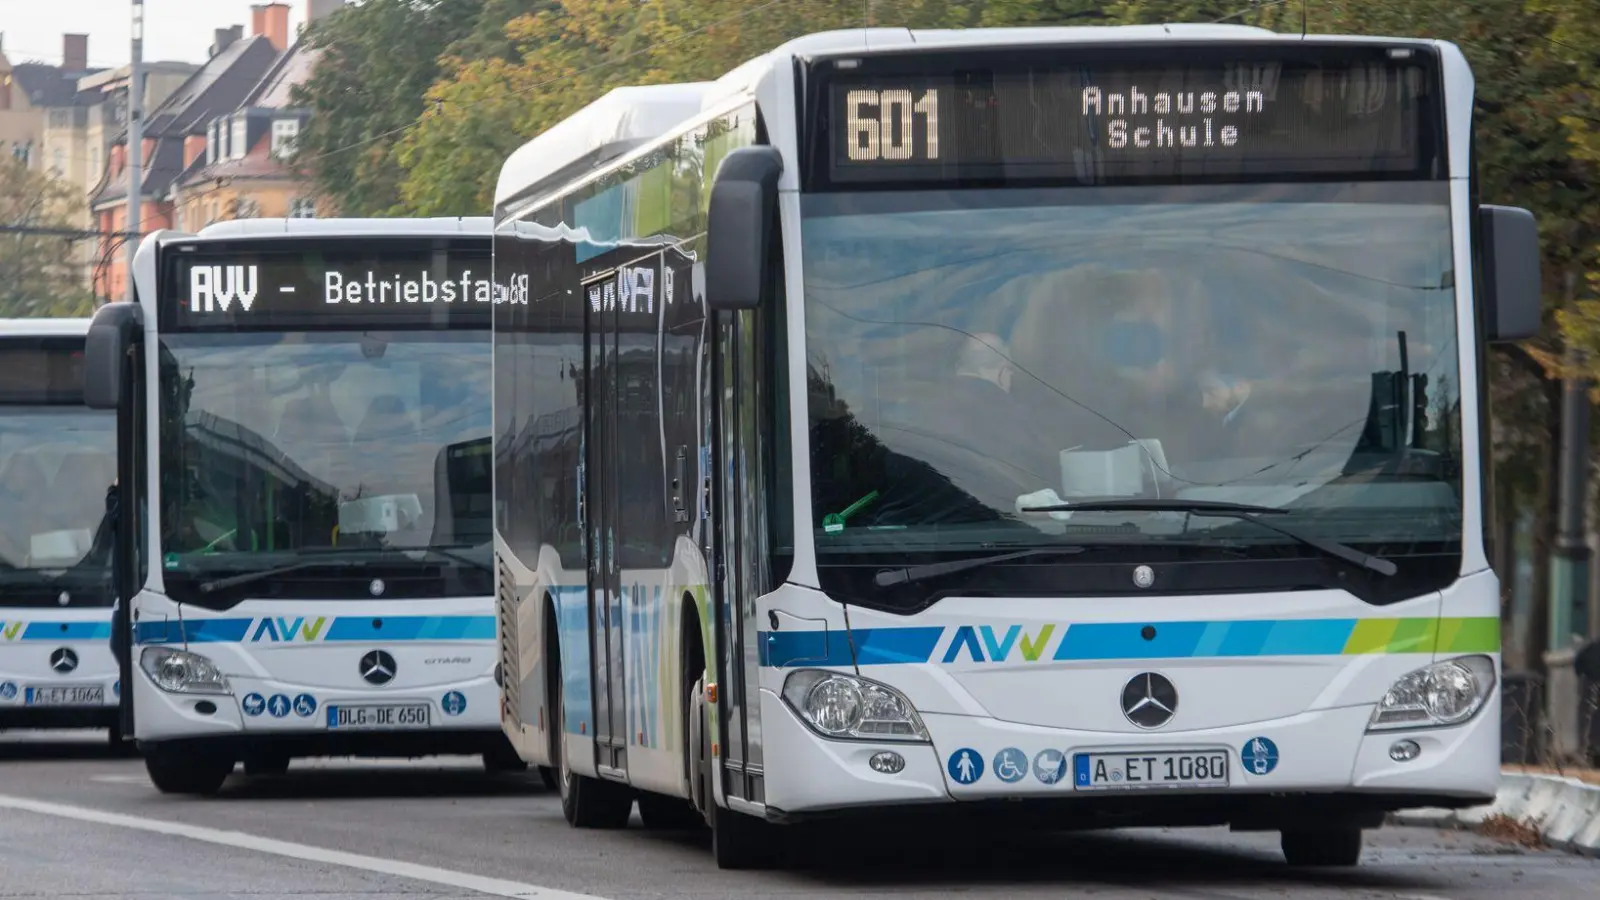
845;88;939;161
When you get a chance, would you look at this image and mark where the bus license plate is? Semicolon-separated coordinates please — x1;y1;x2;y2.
325;703;431;730
1073;750;1230;791
25;685;105;706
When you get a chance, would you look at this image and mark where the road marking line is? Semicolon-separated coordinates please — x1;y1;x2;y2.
0;792;611;900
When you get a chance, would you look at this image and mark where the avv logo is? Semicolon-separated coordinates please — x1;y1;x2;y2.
250;617;328;642
190;264;259;313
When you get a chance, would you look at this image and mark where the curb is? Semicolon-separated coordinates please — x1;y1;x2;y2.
1388;773;1600;857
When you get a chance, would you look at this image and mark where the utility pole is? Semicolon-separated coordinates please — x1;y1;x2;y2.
1546;266;1589;762
124;0;145;303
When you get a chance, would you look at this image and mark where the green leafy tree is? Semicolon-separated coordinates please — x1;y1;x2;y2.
288;0;487;216
0;159;96;316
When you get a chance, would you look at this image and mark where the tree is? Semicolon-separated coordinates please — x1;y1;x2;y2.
288;0;488;216
0;159;97;316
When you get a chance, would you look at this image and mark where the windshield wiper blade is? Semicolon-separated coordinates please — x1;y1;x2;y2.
874;546;1086;587
1018;499;1397;577
197;560;368;596
414;546;492;573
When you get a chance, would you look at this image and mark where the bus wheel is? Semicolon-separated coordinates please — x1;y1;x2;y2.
554;657;632;828
691;676;779;869
143;742;234;795
637;792;704;830
1281;827;1363;866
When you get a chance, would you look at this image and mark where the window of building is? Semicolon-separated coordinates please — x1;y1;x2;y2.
208;120;219;164
52;149;65;175
289;197;317;219
49;109;70;128
230;117;248;160
271;119;299;159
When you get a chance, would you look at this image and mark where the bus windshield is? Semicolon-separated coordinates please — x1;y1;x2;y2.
0;407;116;606
156;330;491;596
800;182;1461;563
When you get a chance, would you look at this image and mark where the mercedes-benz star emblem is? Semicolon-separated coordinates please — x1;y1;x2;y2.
369;579;386;597
49;647;79;674
1121;672;1178;729
359;650;396;686
1132;565;1155;589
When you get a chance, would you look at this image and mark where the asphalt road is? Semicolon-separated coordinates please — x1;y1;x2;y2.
1;730;1596;900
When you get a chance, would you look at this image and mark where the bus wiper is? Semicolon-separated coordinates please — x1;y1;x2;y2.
874;546;1086;587
413;546;492;573
197;559;369;596
1017;499;1397;577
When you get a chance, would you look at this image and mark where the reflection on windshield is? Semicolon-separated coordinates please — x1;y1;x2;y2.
800;183;1461;551
0;409;116;575
157;332;491;573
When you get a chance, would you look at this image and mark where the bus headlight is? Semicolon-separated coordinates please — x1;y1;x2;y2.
140;647;231;695
780;669;928;742
1367;655;1496;731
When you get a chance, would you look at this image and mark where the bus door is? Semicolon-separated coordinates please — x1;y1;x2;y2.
582;268;628;779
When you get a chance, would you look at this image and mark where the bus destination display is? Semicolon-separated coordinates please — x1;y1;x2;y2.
826;53;1436;183
0;339;86;404
167;242;493;330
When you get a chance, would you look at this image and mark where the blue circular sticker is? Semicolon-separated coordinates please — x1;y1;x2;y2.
1241;736;1280;775
267;694;291;718
946;748;984;785
1032;748;1067;785
241;692;265;716
293;693;318;717
112;679;120;698
991;747;1028;783
441;690;467;717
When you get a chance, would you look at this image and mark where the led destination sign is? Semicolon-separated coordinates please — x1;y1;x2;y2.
820;47;1440;185
164;239;493;330
0;337;87;404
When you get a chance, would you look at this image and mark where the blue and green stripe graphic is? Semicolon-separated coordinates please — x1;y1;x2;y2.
758;617;1500;668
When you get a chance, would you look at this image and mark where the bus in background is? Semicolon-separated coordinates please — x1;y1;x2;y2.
491;24;1544;869
0;318;123;749
81;217;520;794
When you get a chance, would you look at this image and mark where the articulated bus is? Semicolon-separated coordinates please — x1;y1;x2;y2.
82;217;521;794
0;318;122;747
491;25;1543;868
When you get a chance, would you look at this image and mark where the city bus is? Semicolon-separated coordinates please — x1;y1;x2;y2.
81;217;521;794
0;318;123;748
490;25;1543;868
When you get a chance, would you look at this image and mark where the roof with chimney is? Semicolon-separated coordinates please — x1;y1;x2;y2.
173;34;323;192
91;34;280;208
7;62;105;109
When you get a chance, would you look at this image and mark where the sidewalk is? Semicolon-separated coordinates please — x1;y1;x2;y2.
1389;767;1600;856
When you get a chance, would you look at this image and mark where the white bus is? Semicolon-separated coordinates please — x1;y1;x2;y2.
82;217;522;794
0;318;123;747
491;25;1543;868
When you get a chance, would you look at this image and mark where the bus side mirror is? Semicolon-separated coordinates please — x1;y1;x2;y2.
706;146;784;312
84;302;142;410
1480;204;1542;343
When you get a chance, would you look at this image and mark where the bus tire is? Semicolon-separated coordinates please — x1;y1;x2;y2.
554;650;632;828
691;675;778;869
143;742;233;796
1281;827;1363;866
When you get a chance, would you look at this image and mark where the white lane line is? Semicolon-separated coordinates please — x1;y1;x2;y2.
0;792;611;900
